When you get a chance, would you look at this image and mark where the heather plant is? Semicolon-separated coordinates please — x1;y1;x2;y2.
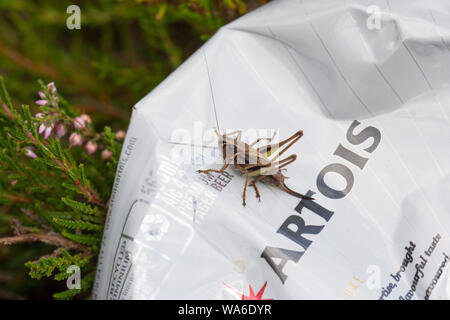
0;0;267;299
0;78;123;299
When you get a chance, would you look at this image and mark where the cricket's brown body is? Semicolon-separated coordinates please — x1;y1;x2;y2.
198;129;313;206
199;49;311;206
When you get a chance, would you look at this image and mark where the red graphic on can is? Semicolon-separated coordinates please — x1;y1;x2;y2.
223;281;273;300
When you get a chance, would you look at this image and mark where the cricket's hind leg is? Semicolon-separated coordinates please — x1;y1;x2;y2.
258;130;303;161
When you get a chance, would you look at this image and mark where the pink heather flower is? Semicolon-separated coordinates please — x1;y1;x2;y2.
115;130;126;140
69;132;83;147
47;82;57;95
54;123;66;138
85;140;98;155
36;100;48;106
44;126;53;139
101;149;113;160
25;147;37;159
73;116;85;130
38;91;46;99
80;114;91;124
38;123;46;134
35;113;44;119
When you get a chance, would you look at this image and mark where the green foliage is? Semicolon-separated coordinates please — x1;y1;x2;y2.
0;77;118;299
52;272;95;300
25;249;90;280
0;0;266;127
61;231;102;246
61;197;100;216
25;248;95;300
53;218;103;232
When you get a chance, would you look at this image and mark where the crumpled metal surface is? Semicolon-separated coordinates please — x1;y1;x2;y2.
93;0;450;300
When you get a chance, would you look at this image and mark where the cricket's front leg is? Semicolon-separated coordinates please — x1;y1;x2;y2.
197;162;229;174
198;151;238;175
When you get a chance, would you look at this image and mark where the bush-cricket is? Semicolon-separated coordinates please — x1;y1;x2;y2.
197;50;313;207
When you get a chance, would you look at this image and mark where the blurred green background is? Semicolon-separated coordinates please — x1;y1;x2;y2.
0;0;266;299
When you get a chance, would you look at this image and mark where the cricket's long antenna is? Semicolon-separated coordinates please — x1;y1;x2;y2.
202;49;221;133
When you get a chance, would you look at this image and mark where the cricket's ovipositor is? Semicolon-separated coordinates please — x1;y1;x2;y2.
197;50;313;206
